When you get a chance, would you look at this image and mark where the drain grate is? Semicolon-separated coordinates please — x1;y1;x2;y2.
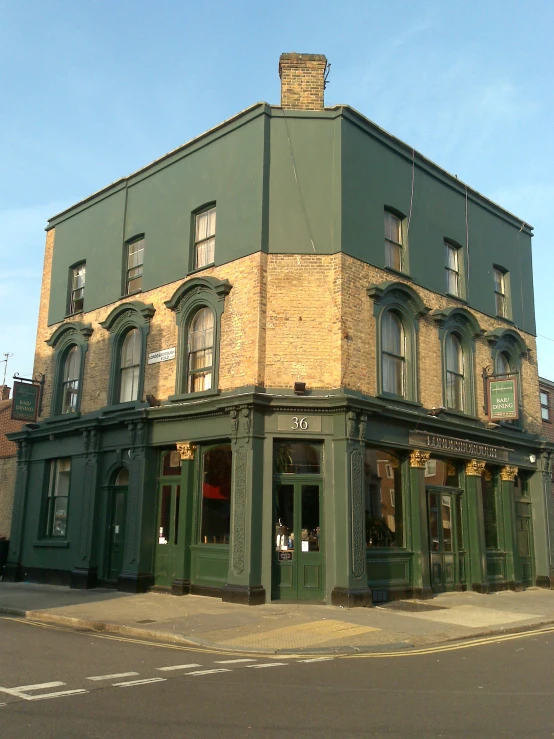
379;601;447;612
135;619;157;624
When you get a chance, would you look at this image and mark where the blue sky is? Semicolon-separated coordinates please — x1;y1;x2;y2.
1;0;553;384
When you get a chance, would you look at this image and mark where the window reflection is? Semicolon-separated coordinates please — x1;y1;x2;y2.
364;449;403;548
201;445;232;544
424;458;460;487
274;442;321;474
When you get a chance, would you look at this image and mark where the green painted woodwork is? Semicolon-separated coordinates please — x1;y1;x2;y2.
408;466;431;594
427;490;464;593
154;479;181;589
464;474;489;591
46;106;535;334
46;321;93;418
107;486;127;582
271;479;325;601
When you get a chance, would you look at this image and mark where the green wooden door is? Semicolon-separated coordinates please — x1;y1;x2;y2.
272;480;324;601
154;451;183;589
428;490;463;593
107;486;127;582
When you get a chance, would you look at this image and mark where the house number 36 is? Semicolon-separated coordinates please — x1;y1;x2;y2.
291;416;308;430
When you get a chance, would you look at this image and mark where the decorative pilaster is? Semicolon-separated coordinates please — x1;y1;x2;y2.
3;439;30;582
500;465;518;481
408;450;432;598
464;459;489;593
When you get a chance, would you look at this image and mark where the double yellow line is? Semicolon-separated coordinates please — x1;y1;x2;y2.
4;616;554;660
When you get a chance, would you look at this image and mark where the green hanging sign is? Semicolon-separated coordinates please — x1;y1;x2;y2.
488;377;519;421
11;381;41;422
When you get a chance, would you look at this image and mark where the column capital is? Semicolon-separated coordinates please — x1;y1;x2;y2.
500;465;518;481
465;459;486;476
409;450;431;468
177;442;197;461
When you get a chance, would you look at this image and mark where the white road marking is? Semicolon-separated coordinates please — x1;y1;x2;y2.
297;657;335;663
246;663;287;669
87;672;140;681
187;669;232;676
114;677;167;687
26;689;88;701
0;685;87;701
13;681;64;691
156;664;202;671
214;659;256;664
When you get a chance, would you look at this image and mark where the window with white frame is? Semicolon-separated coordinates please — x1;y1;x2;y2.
126;238;144;294
187;307;214;393
119;328;141;402
194;207;216;270
45;459;71;538
494;267;508;318
445;243;460;297
541;391;550;421
69;263;86;314
61;346;80;414
384;211;403;272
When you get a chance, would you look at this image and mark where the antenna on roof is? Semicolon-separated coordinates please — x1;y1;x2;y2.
1;353;13;388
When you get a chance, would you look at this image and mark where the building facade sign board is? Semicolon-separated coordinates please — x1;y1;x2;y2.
277;415;322;433
409;431;510;462
10;381;40;422
487;377;519;420
147;347;176;365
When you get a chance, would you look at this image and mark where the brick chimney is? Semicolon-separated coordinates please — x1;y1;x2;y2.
0;386;10;401
279;53;328;111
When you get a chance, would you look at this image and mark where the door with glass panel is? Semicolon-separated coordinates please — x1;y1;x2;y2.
428;490;463;593
107;469;128;583
154;451;182;589
272;441;324;602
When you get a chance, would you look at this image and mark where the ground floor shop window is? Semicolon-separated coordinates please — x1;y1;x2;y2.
44;459;71;538
424;458;460;487
274;441;321;475
482;468;498;549
200;444;232;544
364;448;403;547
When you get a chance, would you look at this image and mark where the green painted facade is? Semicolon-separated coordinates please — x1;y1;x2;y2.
47;105;535;335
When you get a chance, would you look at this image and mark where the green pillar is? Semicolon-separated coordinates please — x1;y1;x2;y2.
170;442;196;595
330;412;371;608
408;450;432;599
499;465;520;590
3;439;30;582
530;455;554;588
222;406;265;605
465;460;489;593
70;428;100;589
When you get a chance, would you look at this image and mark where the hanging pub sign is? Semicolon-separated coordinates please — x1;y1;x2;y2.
11;380;41;422
487;377;519;421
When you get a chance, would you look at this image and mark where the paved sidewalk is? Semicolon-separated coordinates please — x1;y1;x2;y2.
1;582;553;654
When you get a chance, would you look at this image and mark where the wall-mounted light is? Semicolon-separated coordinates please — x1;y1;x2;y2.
427;407;446;417
528;454;537;464
293;382;306;395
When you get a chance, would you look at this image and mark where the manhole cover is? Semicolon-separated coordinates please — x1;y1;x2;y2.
135;619;157;624
379;601;447;612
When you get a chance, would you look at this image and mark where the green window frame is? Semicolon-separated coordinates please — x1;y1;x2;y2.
46;321;93;419
493;266;511;320
368;280;429;403
431;307;483;417
99;301;155;408
44;459;71;539
165;275;232;402
540;391;550;422
444;240;465;299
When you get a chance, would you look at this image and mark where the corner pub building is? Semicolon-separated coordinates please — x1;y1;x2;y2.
5;53;554;606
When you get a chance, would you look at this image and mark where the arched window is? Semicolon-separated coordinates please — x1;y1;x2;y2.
187;308;214;393
120;329;141;402
115;468;129;485
446;333;464;410
382;311;405;397
496;351;511;377
61;346;80;414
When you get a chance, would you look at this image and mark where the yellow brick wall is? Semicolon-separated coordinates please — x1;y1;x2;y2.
34;233;541;434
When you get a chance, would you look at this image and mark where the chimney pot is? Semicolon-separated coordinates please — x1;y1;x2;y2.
1;385;10;401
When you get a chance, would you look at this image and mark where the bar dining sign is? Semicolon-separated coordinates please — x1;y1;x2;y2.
488;377;519;421
11;380;41;422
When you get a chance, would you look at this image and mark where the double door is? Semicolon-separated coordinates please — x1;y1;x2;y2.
428;490;464;593
272;480;324;601
154;481;181;589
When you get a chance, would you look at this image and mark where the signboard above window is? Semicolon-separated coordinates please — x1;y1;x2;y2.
487;377;519;421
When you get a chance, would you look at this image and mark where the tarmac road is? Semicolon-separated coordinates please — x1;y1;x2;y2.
1;617;554;738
